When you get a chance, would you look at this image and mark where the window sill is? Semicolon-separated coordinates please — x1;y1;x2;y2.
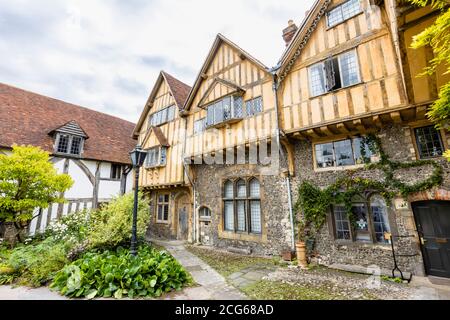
334;240;392;250
53;152;82;158
207;117;243;129
156;221;169;225
145;165;166;170
314;163;366;172
310;81;363;99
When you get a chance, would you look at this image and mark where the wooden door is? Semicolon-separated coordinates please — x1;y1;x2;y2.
412;201;450;278
177;195;190;241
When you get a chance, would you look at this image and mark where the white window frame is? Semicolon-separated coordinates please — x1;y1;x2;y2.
54;133;84;157
156;193;170;224
308;49;361;97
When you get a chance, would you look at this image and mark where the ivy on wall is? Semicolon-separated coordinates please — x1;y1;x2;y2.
295;134;444;240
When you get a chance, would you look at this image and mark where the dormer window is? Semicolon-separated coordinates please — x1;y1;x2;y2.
55;133;84;156
51;121;87;157
145;146;167;168
206;95;243;128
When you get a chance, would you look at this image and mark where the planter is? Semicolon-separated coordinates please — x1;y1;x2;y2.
295;242;308;268
281;250;296;261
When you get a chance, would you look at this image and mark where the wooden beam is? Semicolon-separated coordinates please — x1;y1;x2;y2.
416;106;428;120
336;123;350;134
372;115;383;129
306;129;321;139
390;111;402;124
318;126;334;136
353;119;366;132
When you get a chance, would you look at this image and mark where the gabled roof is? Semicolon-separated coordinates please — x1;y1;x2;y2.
142;126;170;148
183;33;269;112
133;71;191;138
277;0;332;82
0;83;136;164
198;77;246;108
49;120;88;138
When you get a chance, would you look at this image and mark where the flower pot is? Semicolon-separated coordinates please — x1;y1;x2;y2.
295;242;308;268
281;250;295;261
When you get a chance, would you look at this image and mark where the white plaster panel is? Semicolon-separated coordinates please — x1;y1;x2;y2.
100;162;112;179
65;160;94;199
99;180;121;199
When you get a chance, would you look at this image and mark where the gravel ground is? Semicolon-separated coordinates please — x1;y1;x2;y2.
263;265;416;300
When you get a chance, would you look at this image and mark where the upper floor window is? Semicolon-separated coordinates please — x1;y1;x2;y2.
414;125;444;159
223;178;262;234
206;95;243;128
327;0;362;28
55;133;84;156
333;194;391;244
308;50;360;97
148;105;176;128
244;97;263;117
315;136;375;169
110;164;123;180
145;146;167;168
194;118;207;135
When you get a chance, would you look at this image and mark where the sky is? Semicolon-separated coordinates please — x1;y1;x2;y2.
0;0;315;123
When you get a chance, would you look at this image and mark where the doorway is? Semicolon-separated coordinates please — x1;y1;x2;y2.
176;194;190;241
412;201;450;278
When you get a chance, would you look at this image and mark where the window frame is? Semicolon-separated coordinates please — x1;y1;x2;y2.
308;49;361;98
313;136;375;170
205;94;244;128
193;117;207;136
54;133;84;157
148;104;177;129
331;194;392;245
110;164;123;180
145;146;168;169
413;125;445;159
326;0;362;29
199;206;212;221
156;193;170;224
244;96;264;117
222;177;262;235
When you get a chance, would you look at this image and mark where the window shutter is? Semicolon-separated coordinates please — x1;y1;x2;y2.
160;147;167;166
324;58;335;91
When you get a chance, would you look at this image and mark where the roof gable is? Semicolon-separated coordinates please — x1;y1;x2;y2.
277;0;332;83
198;77;245;108
49;120;88;138
133;71;191;137
141;126;170;149
183;34;269;112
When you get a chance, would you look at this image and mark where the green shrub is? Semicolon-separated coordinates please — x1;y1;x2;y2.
0;237;70;286
50;246;191;299
45;210;90;243
88;193;150;249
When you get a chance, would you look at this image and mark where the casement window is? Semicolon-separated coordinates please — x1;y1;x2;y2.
206;95;244;128
110;164;123;180
315;136;374;169
148;105;176;128
244;96;263;117
157;194;170;223
55;133;84;156
327;0;362;28
333;194;391;244
145;146;167;168
194;118;207;135
414;125;444;159
308;50;360;97
199;206;212;220
223;178;262;234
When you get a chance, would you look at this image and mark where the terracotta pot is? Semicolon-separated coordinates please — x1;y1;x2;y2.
281;250;295;261
295;242;308;268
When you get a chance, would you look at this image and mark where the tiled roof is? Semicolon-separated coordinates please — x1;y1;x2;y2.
162;71;191;110
0;83;136;164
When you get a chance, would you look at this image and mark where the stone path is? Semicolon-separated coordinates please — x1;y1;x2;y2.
0;285;67;300
228;263;277;290
151;239;247;300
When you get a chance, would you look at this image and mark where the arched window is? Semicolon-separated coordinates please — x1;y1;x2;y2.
332;193;391;244
222;178;262;234
199;206;211;220
370;195;391;244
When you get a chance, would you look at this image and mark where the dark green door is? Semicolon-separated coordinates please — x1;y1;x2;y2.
412;201;450;278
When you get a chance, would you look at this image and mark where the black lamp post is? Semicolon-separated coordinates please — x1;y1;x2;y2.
129;144;147;256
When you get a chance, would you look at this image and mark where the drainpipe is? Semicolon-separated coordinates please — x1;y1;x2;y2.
271;67;296;252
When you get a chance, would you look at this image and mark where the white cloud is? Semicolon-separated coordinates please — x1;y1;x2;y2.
0;0;315;122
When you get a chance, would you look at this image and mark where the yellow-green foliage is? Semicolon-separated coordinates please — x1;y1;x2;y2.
0;145;73;224
88;193;151;249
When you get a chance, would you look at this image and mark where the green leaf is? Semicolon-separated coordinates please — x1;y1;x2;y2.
86;289;98;299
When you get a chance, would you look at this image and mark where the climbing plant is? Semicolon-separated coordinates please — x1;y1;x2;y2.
295;133;444;238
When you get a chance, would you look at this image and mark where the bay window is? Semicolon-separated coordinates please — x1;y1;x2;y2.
206;95;244;128
148;105;176;128
145;146;167;168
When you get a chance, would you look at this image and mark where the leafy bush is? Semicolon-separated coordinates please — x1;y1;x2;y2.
88;193;150;249
45;210;90;243
50;246;191;299
0;237;70;286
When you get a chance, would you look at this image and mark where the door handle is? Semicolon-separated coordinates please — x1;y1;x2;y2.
420;237;427;245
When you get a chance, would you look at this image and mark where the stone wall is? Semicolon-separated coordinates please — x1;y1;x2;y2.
193;163;293;256
289;123;449;276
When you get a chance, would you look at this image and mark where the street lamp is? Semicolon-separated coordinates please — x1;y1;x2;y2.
129;144;147;256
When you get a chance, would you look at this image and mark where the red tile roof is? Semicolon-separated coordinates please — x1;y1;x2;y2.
162;71;191;110
0;83;136;164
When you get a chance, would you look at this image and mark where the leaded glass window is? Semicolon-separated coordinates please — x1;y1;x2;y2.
145;146;167;168
334;206;351;240
327;0;361;28
148;104;176;128
57;134;69;153
70;136;82;155
370;195;390;243
157;194;170;223
55;133;83;156
245;97;263;117
415;126;444;159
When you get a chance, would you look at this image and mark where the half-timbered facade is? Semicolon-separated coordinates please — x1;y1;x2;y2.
0;83;136;236
133;71;193;241
276;0;450;278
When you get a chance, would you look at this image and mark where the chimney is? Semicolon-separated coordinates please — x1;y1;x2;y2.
282;20;298;46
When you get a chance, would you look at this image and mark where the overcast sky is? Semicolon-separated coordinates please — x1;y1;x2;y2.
0;0;315;122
